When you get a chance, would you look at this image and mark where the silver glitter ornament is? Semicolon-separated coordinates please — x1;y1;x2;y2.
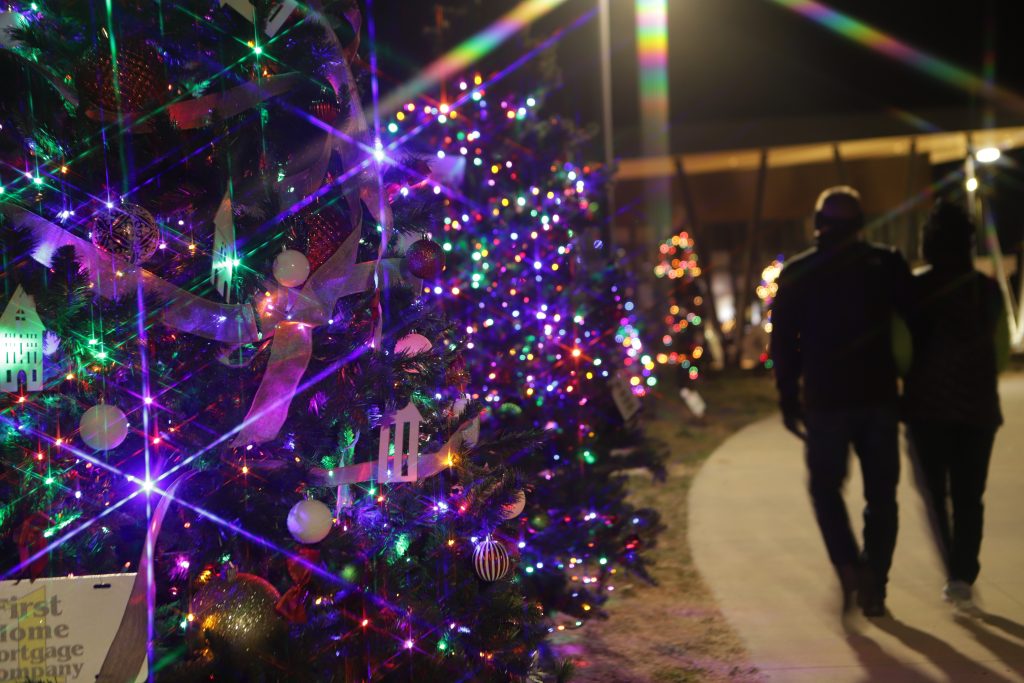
90;204;161;264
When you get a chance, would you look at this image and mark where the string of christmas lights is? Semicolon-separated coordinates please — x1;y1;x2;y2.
381;70;665;631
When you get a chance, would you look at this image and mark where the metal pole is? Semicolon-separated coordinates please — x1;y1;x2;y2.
598;0;615;249
734;148;769;368
674;156;725;370
979;198;1019;346
832;142;847;185
967;133;1020;346
904;137;919;260
1015;244;1024;348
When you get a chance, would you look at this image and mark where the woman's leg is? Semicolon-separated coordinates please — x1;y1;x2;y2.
947;426;998;584
906;421;954;574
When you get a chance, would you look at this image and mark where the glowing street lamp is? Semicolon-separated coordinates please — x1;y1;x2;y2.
975;147;1001;164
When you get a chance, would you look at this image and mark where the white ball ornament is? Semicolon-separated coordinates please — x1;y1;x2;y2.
500;490;527;519
287;499;334;544
79;404;129;451
473;537;511;582
273;249;311;288
0;12;28;50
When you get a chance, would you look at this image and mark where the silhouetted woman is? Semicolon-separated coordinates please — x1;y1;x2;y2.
903;201;1010;607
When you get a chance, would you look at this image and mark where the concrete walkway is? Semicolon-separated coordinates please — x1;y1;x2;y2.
691;375;1024;682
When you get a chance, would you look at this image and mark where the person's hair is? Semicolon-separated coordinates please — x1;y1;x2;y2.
814;185;864;239
814;185;861;213
923;200;974;269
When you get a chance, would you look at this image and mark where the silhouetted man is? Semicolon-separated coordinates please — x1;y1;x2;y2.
770;186;911;617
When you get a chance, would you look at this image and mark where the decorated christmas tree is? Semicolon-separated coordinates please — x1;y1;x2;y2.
652;229;711;384
0;2;564;680
755;254;784;370
381;59;665;633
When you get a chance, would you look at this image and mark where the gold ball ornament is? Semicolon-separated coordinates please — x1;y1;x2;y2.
191;573;286;655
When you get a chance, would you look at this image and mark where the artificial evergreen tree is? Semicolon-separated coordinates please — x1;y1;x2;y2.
755;254;784;370
653;229;711;383
381;59;665;633
0;2;566;680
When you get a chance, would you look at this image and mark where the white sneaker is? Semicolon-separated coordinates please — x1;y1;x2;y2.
943;580;973;607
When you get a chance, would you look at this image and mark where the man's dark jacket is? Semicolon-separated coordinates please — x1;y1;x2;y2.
770;239;912;414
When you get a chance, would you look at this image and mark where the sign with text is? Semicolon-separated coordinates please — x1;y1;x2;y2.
0;574;146;682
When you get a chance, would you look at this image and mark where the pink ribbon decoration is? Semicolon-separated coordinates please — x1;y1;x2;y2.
8;205;259;344
4;3;412;449
232;226;409;445
4;203;412;446
230;0;420;444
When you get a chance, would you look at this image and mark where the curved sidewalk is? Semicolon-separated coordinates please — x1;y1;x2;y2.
691;375;1024;682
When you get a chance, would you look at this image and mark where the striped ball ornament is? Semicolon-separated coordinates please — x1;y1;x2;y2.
473;537;511;581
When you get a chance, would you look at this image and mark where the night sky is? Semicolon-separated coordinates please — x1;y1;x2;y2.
370;0;1024;158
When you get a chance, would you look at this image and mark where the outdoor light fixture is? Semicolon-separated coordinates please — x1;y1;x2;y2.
965;177;979;192
975;147;1001;163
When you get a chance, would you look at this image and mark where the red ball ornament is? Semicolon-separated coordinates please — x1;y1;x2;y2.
290;204;354;271
76;39;167;114
307;87;343;127
404;239;444;279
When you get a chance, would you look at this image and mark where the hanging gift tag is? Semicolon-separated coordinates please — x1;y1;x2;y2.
211;195;237;303
264;0;299;37
377;403;423;483
0;574;146;683
609;370;642;422
680;386;707;418
220;0;299;37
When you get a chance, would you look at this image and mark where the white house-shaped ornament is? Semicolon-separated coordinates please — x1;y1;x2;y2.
377;402;423;483
0;285;45;392
210;196;237;303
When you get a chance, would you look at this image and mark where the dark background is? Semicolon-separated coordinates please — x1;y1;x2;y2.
369;0;1024;158
365;0;1024;257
